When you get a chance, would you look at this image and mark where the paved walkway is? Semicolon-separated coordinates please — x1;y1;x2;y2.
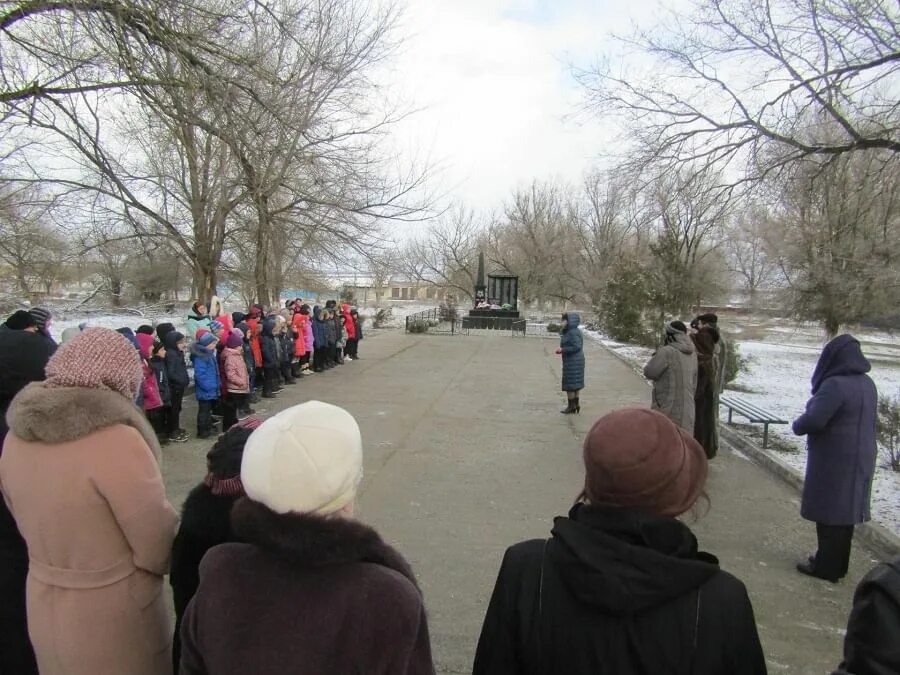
163;330;880;675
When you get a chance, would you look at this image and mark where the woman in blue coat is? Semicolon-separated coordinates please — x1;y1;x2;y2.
792;334;877;583
556;312;585;414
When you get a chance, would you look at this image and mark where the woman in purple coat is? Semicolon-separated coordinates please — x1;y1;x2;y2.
792;334;877;583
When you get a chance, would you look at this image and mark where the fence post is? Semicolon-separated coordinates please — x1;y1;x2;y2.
405;316;409;332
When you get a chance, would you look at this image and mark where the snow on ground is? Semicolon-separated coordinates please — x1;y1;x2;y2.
51;312;191;340
734;338;900;536
584;323;900;537
581;329;654;371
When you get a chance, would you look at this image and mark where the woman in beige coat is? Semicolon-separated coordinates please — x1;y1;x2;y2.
0;327;178;675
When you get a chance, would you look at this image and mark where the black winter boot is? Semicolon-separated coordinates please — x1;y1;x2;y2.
560;399;576;414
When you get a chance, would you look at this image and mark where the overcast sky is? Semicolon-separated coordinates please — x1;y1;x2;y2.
384;0;670;212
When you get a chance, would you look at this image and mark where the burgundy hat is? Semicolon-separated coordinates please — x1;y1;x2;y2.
582;408;707;517
45;327;143;401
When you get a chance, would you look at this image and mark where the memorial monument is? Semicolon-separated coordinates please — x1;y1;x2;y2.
463;253;520;329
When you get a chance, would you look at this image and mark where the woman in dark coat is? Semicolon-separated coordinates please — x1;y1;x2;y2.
179;401;433;675
473;407;767;675
170;420;260;673
312;306;327;372
691;325;720;459
556;312;585;414
793;334;877;583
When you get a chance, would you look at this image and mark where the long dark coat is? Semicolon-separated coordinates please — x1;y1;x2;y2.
0;325;52;675
692;327;719;459
793;335;877;526
179;498;434;675
473;504;766;675
170;483;242;673
559;313;585;392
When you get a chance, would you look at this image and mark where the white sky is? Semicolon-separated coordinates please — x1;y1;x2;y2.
383;0;671;212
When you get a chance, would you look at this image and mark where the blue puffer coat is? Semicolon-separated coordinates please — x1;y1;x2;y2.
190;343;221;401
793;335;877;526
560;312;585;392
312;307;327;349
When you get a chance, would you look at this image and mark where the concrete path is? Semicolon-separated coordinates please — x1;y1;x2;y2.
162;330;880;675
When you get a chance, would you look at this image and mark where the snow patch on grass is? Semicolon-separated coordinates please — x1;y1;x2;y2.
586;323;900;537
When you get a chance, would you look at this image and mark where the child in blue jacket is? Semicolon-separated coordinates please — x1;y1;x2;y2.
190;332;221;438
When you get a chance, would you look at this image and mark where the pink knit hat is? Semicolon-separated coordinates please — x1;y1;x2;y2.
45;327;144;400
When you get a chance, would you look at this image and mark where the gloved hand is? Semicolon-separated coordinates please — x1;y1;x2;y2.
555;348;562;355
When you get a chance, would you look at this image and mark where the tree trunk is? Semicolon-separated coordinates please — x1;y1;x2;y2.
193;260;217;306
15;265;29;295
824;314;841;340
254;195;271;307
110;278;123;307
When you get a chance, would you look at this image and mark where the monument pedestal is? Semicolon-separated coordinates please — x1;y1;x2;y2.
462;309;520;330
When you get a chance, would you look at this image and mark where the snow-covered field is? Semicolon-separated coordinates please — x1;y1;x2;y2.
584;320;900;537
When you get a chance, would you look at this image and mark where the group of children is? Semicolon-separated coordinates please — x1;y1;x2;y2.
127;297;363;443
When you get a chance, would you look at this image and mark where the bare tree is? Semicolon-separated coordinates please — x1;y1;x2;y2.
486;182;580;306
725;203;782;307
0;182;69;295
405;206;482;301
573;170;652;303
645;168;730;317
771;150;900;337
579;0;900;184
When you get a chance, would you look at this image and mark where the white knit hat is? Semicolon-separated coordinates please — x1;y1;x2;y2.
241;400;363;515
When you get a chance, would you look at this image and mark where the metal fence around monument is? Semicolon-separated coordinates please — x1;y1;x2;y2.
404;308;563;339
404;308;464;335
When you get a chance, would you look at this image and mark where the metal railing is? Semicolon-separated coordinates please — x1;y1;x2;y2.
404;307;462;335
404;309;575;339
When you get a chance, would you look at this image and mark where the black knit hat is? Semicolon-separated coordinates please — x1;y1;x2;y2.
5;310;36;330
156;322;175;341
206;422;260;478
136;325;154;335
666;320;688;335
231;311;247;325
28;307;51;330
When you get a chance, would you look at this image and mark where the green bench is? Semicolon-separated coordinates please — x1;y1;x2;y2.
720;395;788;449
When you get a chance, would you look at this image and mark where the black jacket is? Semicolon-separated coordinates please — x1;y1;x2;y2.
279;331;294;365
164;332;190;389
473;504;767;675
0;327;53;438
260;319;278;369
170;483;242;673
834;557;900;675
150;356;171;406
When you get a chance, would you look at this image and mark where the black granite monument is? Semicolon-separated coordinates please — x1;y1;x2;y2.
464;253;520;329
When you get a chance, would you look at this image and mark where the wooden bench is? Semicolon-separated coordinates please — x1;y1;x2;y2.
720;396;788;449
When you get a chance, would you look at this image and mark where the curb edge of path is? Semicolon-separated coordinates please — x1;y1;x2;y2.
595;338;900;560
720;426;900;560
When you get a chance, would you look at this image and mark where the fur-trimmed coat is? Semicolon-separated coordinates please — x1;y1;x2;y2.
179;498;435;675
0;383;178;675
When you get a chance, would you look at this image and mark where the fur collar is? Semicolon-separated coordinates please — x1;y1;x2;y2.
231;498;419;590
6;382;161;461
